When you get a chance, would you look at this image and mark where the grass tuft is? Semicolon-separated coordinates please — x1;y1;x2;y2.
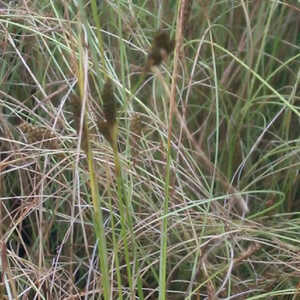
0;1;299;299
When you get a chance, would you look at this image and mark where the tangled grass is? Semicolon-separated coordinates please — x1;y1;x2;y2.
0;1;299;299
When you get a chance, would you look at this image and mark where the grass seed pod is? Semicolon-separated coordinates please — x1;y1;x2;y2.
102;78;116;124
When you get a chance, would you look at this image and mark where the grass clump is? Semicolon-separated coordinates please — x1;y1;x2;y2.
0;0;300;299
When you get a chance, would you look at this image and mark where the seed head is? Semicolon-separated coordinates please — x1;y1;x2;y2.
102;78;116;124
145;31;175;72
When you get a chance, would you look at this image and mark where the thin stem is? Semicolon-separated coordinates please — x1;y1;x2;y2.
158;1;185;299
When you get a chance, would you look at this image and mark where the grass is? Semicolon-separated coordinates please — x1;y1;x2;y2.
0;0;300;299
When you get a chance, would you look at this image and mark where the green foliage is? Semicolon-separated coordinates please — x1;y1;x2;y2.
0;1;299;299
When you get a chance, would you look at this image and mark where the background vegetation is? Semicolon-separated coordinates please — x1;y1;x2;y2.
0;0;299;299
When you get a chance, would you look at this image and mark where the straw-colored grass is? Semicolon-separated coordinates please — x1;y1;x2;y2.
0;1;300;299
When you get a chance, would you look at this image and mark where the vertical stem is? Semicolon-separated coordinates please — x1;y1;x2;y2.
86;147;111;300
159;1;186;299
76;3;111;296
112;138;135;296
90;0;108;80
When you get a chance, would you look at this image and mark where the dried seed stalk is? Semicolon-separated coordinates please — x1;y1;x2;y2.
145;31;175;72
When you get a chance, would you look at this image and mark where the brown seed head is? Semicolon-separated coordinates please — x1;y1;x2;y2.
130;113;143;140
145;31;174;72
102;78;116;124
153;32;175;54
98;120;118;148
19;122;59;150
